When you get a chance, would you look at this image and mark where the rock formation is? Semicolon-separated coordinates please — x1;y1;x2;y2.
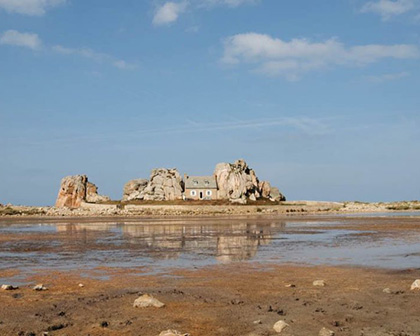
123;169;184;201
122;179;149;201
269;187;285;202
86;182;110;203
214;159;260;204
213;159;285;204
55;175;110;208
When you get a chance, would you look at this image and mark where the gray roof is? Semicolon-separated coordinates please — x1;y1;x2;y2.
184;175;217;189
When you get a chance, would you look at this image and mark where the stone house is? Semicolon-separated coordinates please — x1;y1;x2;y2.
184;175;218;200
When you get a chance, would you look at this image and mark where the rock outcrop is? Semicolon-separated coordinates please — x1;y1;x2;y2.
213;159;285;204
214;159;260;204
55;175;110;208
86;182;110;203
124;169;184;201
122;179;149;201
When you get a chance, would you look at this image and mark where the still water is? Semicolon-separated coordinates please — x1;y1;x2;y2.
0;215;420;280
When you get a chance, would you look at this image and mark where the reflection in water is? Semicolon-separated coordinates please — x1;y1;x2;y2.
56;221;284;262
1;217;420;276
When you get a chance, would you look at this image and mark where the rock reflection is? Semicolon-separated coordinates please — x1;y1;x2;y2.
55;220;287;262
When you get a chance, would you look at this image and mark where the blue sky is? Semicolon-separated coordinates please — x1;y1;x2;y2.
0;0;419;205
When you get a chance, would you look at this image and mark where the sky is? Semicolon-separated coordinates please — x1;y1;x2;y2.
0;0;419;206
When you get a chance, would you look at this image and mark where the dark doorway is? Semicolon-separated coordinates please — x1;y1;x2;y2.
199;191;203;199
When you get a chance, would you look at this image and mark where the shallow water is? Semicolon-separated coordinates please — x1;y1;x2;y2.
0;214;420;283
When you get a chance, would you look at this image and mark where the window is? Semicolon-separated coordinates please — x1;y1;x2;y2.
190;190;197;196
204;181;210;186
206;190;212;196
193;180;198;186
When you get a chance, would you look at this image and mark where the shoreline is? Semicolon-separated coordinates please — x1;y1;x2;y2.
1;200;420;218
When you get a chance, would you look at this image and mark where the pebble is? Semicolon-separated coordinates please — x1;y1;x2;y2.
313;280;326;287
1;284;18;290
383;288;392;294
78;283;84;288
159;330;189;336
133;294;165;308
253;320;262;324
273;320;289;333
319;327;335;336
410;279;420;290
285;284;296;288
33;284;48;291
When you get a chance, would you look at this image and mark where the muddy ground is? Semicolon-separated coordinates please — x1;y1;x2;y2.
1;265;420;336
1;215;420;336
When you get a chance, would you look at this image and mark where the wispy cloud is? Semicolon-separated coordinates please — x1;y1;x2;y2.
0;30;136;70
152;0;258;27
7;116;331;147
0;0;66;16
361;0;418;20
222;33;420;80
52;45;137;70
0;30;42;49
365;71;410;82
198;0;259;8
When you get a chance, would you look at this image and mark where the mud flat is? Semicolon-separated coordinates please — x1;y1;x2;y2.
1;214;420;335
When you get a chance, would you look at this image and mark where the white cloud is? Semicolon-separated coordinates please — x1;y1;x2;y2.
222;33;420;80
199;0;258;8
52;45;137;70
361;0;417;20
365;71;410;82
0;0;65;16
152;0;257;26
153;1;188;26
0;30;41;49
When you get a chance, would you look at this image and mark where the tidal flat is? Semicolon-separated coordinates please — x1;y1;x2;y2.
1;214;420;335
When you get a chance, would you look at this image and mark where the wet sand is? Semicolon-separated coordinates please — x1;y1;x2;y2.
1;215;420;335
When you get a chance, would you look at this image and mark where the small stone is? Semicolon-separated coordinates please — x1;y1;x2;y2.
319;327;335;336
159;330;189;336
100;321;109;328
285;284;296;288
273;320;289;333
253;320;262;324
410;279;420;290
33;284;47;291
78;283;84;287
1;284;18;290
313;280;326;287
133;294;165;308
383;288;392;294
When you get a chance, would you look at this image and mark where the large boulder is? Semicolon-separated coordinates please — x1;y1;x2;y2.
259;181;272;198
122;179;149;201
213;159;260;204
269;187;286;202
213;159;285;204
55;175;110;208
86;182;110;203
133;168;184;201
214;159;260;204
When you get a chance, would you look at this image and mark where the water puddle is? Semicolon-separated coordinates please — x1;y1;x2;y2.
0;215;420;283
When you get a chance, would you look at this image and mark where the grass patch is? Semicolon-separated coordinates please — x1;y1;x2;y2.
100;198;284;206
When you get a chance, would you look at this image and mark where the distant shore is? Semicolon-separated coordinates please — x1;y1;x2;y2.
1;200;419;218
